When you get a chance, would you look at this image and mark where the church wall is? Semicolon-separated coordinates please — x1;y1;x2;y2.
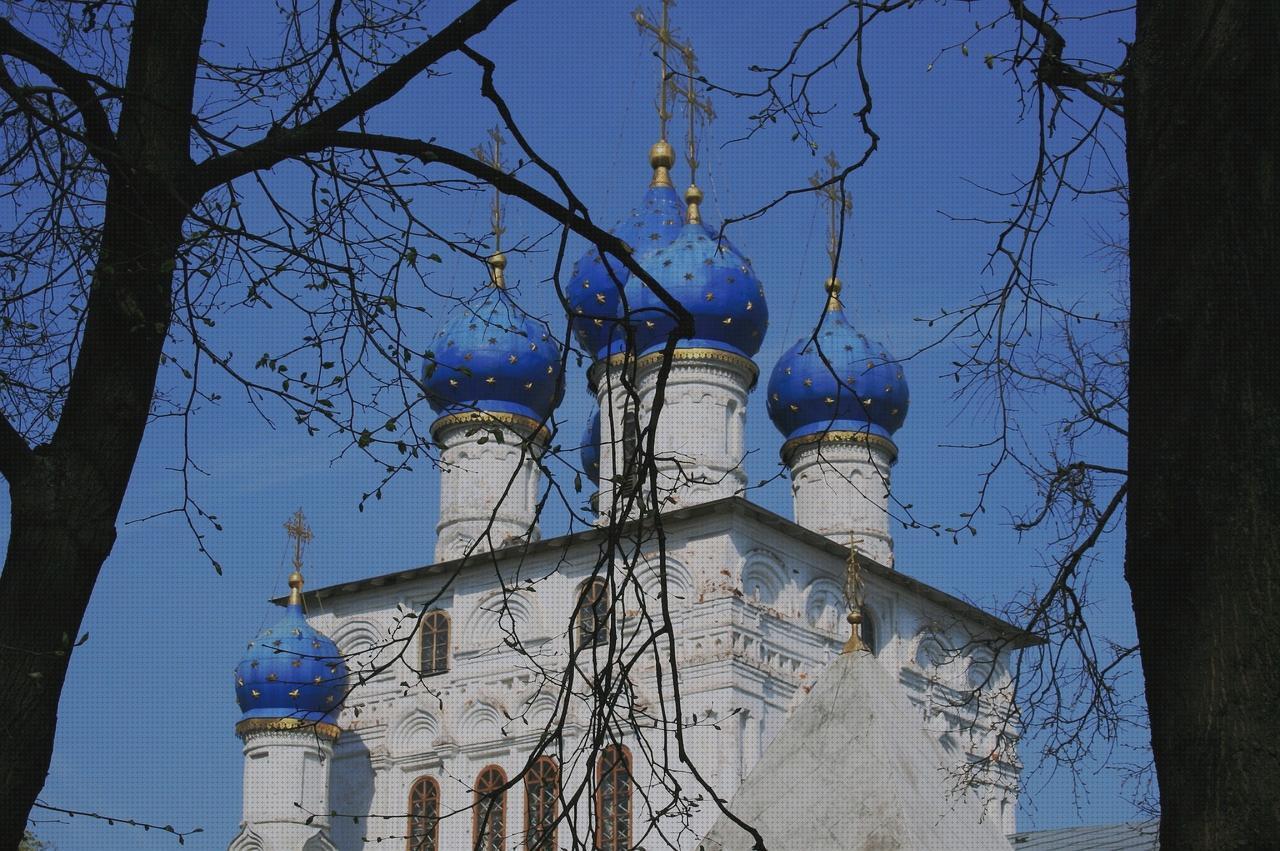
304;508;1021;846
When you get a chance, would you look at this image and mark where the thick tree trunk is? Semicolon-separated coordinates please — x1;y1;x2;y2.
0;194;188;847
0;3;207;845
1126;1;1280;846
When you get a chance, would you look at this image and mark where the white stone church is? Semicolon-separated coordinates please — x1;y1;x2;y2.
228;129;1033;850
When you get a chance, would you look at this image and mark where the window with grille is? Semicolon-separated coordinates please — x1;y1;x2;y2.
421;610;449;676
596;745;632;851
474;765;506;851
407;776;439;851
524;756;559;851
577;579;610;648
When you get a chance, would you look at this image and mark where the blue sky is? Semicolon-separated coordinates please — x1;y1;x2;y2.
6;0;1138;847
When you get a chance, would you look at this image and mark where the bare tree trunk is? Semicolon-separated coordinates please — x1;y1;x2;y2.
1126;0;1280;846
0;2;206;845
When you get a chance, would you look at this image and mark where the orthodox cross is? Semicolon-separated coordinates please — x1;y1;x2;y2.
842;533;867;653
809;152;853;275
633;0;680;142
283;508;313;571
674;38;714;187
472;126;509;286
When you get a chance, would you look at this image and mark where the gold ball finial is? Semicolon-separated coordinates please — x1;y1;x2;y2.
825;276;844;311
287;569;304;606
487;252;508;289
847;609;863;626
684;183;703;225
649;140;674;188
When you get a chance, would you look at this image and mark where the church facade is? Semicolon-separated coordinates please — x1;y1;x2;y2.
229;132;1030;850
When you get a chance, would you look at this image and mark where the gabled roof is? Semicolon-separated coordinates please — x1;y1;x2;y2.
1009;822;1160;850
290;496;1037;647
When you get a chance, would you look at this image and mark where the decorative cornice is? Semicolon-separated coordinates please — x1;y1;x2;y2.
430;410;550;445
635;347;759;383
781;430;898;466
596;347;759;389
235;717;342;741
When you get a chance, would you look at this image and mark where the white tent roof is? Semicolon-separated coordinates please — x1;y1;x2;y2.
701;649;1012;851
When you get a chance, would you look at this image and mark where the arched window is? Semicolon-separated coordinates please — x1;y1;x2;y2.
525;756;559;851
577;578;610;648
860;609;878;654
421;610;449;676
407;776;439;851
596;745;632;851
620;407;641;494
473;765;506;851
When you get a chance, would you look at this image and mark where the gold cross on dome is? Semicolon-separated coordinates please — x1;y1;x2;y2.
810;152;853;271
633;0;680;141
283;508;313;570
471;126;508;255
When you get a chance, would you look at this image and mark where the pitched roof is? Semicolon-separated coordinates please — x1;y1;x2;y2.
1009;822;1160;851
289;496;1037;647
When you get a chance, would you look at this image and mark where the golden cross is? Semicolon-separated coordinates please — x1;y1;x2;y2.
471;126;507;254
842;532;867;653
673;38;714;183
809;152;853;271
283;508;313;570
633;0;679;141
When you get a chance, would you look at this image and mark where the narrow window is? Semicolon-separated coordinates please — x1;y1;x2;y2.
577;578;610;648
860;609;878;654
596;745;632;851
407;776;439;851
620;407;641;494
421;610;449;676
474;765;506;851
525;756;560;851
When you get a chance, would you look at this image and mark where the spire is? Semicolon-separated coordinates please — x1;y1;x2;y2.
810;152;852;311
472;126;509;288
674;35;713;224
282;508;313;607
634;0;680;187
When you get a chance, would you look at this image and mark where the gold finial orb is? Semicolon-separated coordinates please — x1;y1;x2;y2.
825;277;844;311
847;609;863;625
685;183;704;225
649;140;674;188
487;251;508;289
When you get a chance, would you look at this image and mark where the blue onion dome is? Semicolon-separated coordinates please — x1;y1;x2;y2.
580;408;601;488
235;570;347;735
567;141;685;361
627;186;769;362
422;254;565;430
767;278;909;451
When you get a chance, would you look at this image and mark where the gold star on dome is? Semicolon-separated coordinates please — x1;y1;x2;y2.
485;376;496;385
